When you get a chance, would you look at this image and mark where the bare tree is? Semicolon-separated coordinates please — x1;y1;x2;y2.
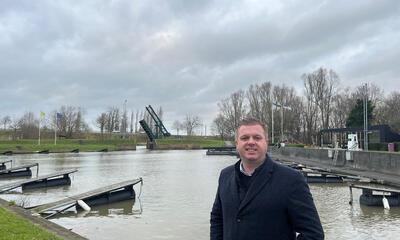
96;112;107;138
216;90;246;137
302;79;319;144
246;82;272;125
330;88;353;128
10;117;21;140
130;110;134;133
57;106;87;138
270;84;302;143
377;91;400;132
105;107;120;133
135;109;140;133
184;114;201;136
172;120;182;135
1;115;11;130
352;83;383;108
18;112;39;139
302;67;339;131
212;114;230;140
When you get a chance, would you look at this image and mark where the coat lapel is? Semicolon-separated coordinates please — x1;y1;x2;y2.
238;157;275;212
229;166;240;206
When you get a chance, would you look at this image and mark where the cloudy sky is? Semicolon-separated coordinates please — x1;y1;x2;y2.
1;0;400;132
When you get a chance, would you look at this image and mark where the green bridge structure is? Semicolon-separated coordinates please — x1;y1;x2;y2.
139;105;171;143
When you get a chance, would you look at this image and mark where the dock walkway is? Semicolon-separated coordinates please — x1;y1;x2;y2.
0;160;12;170
0;169;78;193
0;163;39;178
31;178;143;214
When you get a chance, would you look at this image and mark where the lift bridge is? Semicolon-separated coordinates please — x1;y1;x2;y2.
139;105;171;142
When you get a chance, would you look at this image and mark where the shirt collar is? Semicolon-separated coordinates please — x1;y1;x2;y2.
240;162;252;176
239;156;268;177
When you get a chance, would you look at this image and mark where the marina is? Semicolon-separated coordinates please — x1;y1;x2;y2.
0;149;399;240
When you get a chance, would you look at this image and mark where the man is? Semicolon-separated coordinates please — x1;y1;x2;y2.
210;117;324;240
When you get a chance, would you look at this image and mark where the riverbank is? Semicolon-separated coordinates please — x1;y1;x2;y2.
153;136;226;150
0;139;136;155
0;198;86;240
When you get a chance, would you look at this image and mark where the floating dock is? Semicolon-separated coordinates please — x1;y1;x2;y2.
206;147;238;156
349;184;400;207
0;163;39;178
0;169;78;193
31;178;143;217
0;160;12;171
282;161;366;184
302;171;344;183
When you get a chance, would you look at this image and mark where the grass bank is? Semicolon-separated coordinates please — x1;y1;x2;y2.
0;206;62;240
0;139;136;154
155;136;226;149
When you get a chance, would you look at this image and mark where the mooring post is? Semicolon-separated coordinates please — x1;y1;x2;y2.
349;185;353;205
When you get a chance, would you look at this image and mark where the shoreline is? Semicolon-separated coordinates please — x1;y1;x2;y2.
0;198;87;240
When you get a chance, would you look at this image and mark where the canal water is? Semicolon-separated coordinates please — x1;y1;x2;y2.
1;147;399;240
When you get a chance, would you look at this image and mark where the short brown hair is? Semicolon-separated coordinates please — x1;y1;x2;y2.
236;117;268;140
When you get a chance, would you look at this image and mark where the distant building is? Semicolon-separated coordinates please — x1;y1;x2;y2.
320;124;400;149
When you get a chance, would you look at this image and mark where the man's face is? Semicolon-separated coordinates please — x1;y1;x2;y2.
236;124;268;163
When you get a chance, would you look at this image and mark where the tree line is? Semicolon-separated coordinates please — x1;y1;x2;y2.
212;67;400;144
0;106;88;139
0;104;205;140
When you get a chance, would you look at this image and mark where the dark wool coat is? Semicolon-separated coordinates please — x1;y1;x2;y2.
210;156;324;240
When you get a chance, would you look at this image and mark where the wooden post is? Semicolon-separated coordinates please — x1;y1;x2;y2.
349;185;353;205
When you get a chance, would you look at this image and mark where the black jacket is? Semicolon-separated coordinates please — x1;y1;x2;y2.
210;156;324;240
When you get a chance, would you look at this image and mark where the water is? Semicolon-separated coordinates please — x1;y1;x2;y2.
1;147;399;240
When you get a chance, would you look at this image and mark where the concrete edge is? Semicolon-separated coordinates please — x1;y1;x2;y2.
0;197;87;240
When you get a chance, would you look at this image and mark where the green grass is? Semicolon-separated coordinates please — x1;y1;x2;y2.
0;207;62;240
156;136;225;148
0;139;136;153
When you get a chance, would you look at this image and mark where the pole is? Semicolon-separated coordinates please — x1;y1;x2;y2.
54;114;57;145
363;83;368;151
365;83;368;151
271;103;274;144
123;100;127;137
281;105;284;142
38;120;41;145
349;185;353;205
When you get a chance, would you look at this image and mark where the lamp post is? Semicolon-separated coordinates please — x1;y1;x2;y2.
271;102;292;144
363;83;368;151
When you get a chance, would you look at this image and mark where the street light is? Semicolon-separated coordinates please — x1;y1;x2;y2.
271;102;292;144
363;83;368;151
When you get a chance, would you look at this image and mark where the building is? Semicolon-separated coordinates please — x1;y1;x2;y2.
320;124;400;149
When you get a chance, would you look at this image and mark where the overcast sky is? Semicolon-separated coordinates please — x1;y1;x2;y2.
1;0;400;132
